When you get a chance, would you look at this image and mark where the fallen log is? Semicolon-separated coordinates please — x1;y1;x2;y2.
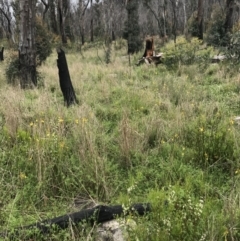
211;55;226;63
0;203;151;238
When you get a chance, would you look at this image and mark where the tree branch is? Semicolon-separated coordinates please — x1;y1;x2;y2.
40;0;49;20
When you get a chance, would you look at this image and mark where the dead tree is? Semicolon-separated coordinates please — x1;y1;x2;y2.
143;37;154;58
0;47;4;61
137;37;163;66
57;48;78;107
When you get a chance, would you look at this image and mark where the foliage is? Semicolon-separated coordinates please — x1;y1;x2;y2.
188;12;199;38
162;37;212;68
223;31;240;64
36;17;53;66
5;52;19;85
206;6;229;47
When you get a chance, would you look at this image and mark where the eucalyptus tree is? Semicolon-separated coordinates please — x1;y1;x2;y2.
224;0;235;33
49;0;58;34
58;0;70;44
77;0;90;45
197;0;204;39
123;0;142;54
0;0;15;43
18;0;37;88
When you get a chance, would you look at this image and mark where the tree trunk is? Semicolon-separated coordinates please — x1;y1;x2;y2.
49;0;58;34
18;0;37;89
143;0;162;37
143;37;154;58
0;47;4;61
58;0;67;44
81;29;85;45
197;0;204;39
124;0;142;54
182;0;187;36
225;0;234;33
170;0;177;44
90;0;93;42
0;7;15;44
57;48;78;107
40;0;49;22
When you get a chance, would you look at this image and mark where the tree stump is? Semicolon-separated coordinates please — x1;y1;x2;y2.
57;48;78;107
143;37;154;58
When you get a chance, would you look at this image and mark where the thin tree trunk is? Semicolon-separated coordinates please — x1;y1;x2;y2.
0;7;15;44
49;0;58;34
170;0;177;44
0;47;4;61
182;0;187;36
40;0;49;21
78;0;90;45
197;0;204;39
144;0;162;37
90;0;93;42
225;0;234;33
19;0;37;89
58;0;67;44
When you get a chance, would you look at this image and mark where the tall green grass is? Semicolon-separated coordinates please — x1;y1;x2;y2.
0;38;240;240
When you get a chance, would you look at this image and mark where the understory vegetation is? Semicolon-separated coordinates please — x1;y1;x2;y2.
1;37;240;240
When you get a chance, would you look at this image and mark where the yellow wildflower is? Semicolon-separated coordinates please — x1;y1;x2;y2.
235;169;240;174
58;118;64;123
82;117;88;123
59;142;65;148
19;172;27;180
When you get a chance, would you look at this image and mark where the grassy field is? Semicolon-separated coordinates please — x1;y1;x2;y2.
1;38;240;240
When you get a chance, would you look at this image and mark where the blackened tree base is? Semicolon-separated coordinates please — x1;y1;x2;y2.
0;47;4;61
57;48;78;107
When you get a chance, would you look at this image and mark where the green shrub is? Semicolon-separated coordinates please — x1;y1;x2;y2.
206;5;229;47
223;31;240;64
35;17;52;66
163;37;209;68
5;56;19;85
188;11;200;38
